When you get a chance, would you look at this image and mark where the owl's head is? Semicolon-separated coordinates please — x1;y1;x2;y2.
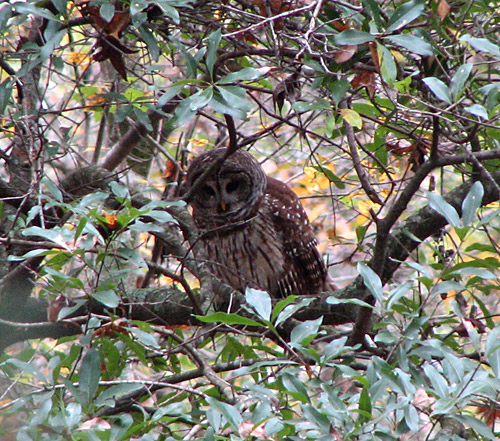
184;148;267;227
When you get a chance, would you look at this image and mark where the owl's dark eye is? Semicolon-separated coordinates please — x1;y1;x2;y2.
201;185;215;197
226;181;240;193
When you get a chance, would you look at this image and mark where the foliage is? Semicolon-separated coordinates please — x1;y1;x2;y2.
1;0;500;439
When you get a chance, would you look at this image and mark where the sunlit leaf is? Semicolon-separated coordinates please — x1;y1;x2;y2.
339;108;363;128
246;288;271;322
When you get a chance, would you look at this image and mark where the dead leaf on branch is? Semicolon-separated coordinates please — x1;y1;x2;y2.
351;70;376;97
386;138;430;171
77;1;137;80
273;70;301;112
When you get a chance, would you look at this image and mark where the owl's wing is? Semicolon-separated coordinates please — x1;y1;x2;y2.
265;177;329;297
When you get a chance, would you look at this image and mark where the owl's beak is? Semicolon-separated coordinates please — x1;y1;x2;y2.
220;200;227;211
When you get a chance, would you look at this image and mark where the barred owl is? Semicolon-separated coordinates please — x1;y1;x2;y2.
184;148;333;298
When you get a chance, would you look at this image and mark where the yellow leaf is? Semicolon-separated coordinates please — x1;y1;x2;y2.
189;138;209;147
340;108;363;129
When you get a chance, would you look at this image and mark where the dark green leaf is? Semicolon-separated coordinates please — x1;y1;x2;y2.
450;63;473;101
333;30;375;46
206;29;222;78
385;34;434;56
195;312;264;327
79;347;101;405
387;0;425;32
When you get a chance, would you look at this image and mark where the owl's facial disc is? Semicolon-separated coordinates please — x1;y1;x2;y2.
217;173;252;215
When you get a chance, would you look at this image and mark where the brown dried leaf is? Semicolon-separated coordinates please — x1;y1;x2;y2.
334;45;357;64
437;0;451;21
351;71;376;97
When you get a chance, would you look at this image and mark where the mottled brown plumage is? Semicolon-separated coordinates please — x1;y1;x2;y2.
184;148;332;298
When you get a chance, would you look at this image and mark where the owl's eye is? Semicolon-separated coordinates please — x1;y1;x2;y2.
201;185;215;197
226;181;240;193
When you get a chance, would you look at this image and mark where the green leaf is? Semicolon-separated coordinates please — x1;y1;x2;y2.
333;30;375;46
206;29;222;78
245;288;271;322
378;43;397;86
426;191;460;227
459;35;500;58
423;364;448;398
357;262;383;303
79;347;101;405
91;289;120;308
464;104;488;119
462;181;484;226
450;63;473;101
326;296;373;308
362;0;384;30
322;336;348;361
272;295;299;321
195;312;264;327
330;79;350;106
448;266;496;279
95;383;144;407
189;87;214;111
422;77;452;104
109;181;130;199
302;404;331;432
290;317;323;346
358;387;372;422
217;67;269;84
312;165;345;189
274;298;314;327
340;108;363;129
206;397;242;432
385;35;433;56
13;3;59;22
0;78;13;114
130;328;160;349
486;325;500;377
210;92;247;118
216;85;252;112
387;0;425;32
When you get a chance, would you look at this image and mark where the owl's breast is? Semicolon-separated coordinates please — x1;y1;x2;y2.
198;214;285;295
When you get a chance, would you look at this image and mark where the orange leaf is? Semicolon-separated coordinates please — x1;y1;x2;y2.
437;0;451;21
104;213;118;230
